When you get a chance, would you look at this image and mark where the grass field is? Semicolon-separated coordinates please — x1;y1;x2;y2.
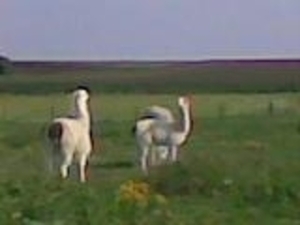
1;92;300;224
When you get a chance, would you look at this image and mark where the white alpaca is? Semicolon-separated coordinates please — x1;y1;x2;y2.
134;96;193;174
139;105;175;161
47;87;92;182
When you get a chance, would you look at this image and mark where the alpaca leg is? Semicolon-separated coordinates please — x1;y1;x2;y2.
150;147;157;167
158;146;169;162
170;145;179;162
153;146;166;166
60;153;73;179
78;154;88;183
141;146;150;174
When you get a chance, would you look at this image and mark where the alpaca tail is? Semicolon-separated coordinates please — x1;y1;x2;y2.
131;124;137;135
48;122;63;149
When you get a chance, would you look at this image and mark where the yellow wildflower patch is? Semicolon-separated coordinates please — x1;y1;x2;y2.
117;180;168;207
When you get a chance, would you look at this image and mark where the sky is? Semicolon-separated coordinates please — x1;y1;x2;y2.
1;0;300;60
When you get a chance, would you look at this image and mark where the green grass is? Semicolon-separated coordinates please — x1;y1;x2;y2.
0;93;300;224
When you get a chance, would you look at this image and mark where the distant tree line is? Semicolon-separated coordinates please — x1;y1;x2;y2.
0;56;12;75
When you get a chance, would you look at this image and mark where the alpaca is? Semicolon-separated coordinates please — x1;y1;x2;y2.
133;96;193;173
47;86;92;182
138;105;176;162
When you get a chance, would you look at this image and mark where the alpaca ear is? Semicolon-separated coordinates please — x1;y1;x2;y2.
187;94;194;105
67;85;91;94
75;85;91;94
181;95;190;105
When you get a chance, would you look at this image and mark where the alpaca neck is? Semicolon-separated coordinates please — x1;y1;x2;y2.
177;104;191;143
72;98;90;129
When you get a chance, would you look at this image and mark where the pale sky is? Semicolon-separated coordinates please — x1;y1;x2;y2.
1;0;300;60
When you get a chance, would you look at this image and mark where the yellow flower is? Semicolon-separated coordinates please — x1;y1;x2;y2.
117;179;169;209
118;180;152;206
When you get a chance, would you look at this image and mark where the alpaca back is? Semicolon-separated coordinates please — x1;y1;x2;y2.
49;117;91;157
135;119;172;146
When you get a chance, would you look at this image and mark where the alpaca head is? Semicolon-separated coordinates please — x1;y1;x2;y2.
178;96;191;109
73;87;90;103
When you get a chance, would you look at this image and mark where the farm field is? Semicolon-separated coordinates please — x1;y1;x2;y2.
1;92;300;224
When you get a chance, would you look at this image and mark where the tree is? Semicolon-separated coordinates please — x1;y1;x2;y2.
0;56;12;75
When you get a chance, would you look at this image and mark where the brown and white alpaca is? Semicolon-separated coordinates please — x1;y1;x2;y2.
47;86;92;182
